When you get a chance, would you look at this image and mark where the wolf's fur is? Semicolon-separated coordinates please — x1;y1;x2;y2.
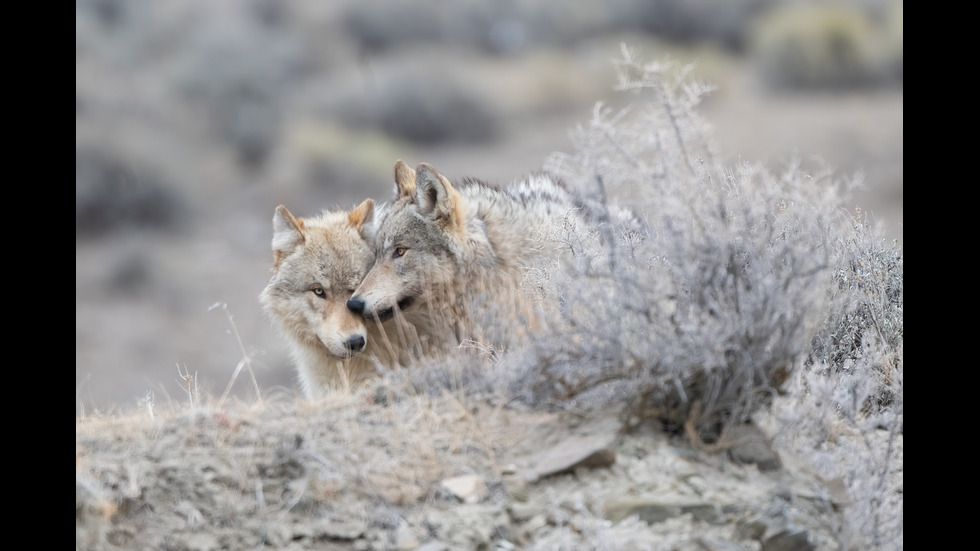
347;160;641;351
259;200;414;398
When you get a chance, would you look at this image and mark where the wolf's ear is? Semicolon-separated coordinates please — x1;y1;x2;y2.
348;198;375;237
415;163;463;231
271;205;305;269
393;159;416;199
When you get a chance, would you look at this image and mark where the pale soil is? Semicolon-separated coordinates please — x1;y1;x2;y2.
77;387;900;550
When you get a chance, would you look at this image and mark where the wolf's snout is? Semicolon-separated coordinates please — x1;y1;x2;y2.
345;335;366;353
347;296;365;315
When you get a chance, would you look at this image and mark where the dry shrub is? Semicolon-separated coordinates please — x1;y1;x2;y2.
388;42;900;474
490;50;846;443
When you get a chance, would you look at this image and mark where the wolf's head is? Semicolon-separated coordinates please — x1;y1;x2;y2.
347;161;494;323
260;200;377;360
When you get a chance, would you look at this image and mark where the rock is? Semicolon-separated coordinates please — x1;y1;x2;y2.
313;516;367;541
727;422;782;472
392;521;419;550
604;497;724;526
424;504;509;549
258;523;292;548
525;434;616;482
762;528;815;551
681;503;724;525
735;518;768;541
507;501;547;523
819;475;851;508
605;498;680;524
676;537;754;551
440;474;488;503
170;532;219;551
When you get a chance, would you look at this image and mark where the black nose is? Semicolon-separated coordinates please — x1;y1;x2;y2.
347;296;365;315
345;335;365;353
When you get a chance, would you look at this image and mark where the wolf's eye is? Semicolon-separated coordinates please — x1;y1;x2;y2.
392;247;407;258
312;287;326;298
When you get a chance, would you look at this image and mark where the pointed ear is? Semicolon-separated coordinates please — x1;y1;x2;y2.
348;198;375;236
393;159;416;199
415;162;463;230
271;205;305;269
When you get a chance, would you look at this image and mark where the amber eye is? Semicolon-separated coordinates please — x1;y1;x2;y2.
312;287;326;298
392;247;407;258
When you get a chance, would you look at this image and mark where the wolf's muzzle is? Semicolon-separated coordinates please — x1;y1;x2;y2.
344;335;366;354
349;295;394;322
347;297;366;315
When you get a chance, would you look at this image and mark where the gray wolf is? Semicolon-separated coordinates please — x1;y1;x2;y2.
259;200;414;398
346;160;641;351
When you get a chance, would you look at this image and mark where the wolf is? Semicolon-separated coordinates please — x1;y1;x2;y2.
346;160;642;351
259;200;415;398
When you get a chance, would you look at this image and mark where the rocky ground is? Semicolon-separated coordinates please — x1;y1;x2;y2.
76;383;901;551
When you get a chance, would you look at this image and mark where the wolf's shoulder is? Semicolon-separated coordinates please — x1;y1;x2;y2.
457;171;574;206
512;172;575;202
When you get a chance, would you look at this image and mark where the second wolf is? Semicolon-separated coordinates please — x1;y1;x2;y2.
347;160;642;351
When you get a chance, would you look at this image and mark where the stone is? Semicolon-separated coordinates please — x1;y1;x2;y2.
525;434;616;482
440;474;488;503
727;423;782;472
762;528;815;551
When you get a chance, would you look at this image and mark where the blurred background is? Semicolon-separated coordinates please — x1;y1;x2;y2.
76;0;902;414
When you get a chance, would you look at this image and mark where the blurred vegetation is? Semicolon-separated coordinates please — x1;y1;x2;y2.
76;0;902;237
751;0;903;89
75;144;188;237
329;65;501;145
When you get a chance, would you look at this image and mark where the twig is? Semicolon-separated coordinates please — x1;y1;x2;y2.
176;362;198;408
210;302;263;404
